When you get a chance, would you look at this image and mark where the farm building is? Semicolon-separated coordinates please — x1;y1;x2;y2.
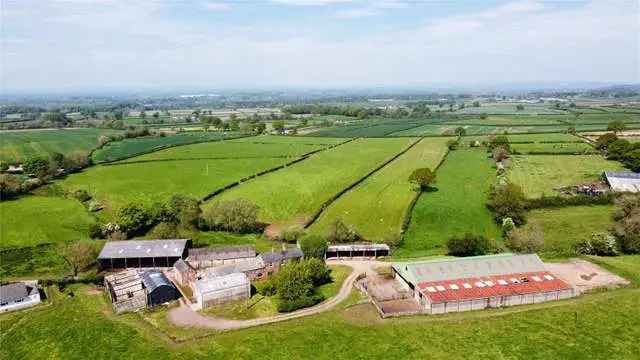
325;244;390;259
392;254;575;314
194;272;250;308
0;281;41;312
104;270;147;314
97;239;191;269
204;256;267;281
604;171;640;192
141;270;181;307
259;248;304;275
174;259;196;286
187;245;256;269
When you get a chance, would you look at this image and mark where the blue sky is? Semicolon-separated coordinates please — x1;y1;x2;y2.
1;0;638;92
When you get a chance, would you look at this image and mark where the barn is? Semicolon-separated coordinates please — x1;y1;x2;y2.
140;270;181;307
186;245;255;269
97;239;190;269
325;243;390;259
392;254;575;314
194;272;250;308
604;171;640;192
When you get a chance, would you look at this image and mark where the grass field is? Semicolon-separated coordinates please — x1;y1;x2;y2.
522;205;615;257
511;142;596;154
389;123;575;136
2;256;638;359
0;195;96;249
309;118;434;137
449;115;565;126
92;132;241;162
457;103;567;115
508;155;625;198
211;138;415;225
308;137;450;241
461;132;582;144
0;128;121;162
400;150;501;257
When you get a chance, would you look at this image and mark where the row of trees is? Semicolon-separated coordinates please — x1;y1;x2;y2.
595;132;640;171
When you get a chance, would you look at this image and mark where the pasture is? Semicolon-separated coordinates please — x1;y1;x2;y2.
308;137;451;241
456;103;567;115
91;132;240;162
507;155;625;198
389;123;575;136
0;195;95;249
511;142;596;154
462;132;581;144
521;205;615;257
449;115;566;126
0;128;121;163
211;138;415;225
400;150;501;257
309;118;434;137
2;257;638;359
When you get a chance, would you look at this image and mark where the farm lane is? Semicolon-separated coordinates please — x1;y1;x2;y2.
167;259;383;331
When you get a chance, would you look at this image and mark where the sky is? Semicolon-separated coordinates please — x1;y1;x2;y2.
1;0;639;93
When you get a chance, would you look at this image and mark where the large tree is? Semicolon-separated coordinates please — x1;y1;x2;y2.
62;241;98;277
408;168;436;191
607;120;626;134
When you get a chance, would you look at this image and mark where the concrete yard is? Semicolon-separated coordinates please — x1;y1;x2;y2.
545;259;630;293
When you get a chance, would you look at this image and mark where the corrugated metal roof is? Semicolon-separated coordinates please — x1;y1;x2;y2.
0;283;30;303
205;257;265;277
605;171;640;192
260;248;304;264
393;254;546;284
327;244;390;252
174;259;193;273
417;271;573;303
98;239;189;259
195;272;249;294
140;270;175;294
187;245;255;261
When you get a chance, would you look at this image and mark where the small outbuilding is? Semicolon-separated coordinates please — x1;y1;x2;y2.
0;281;41;312
187;245;256;269
604;171;640;192
259;248;304;276
325;243;390;259
104;270;147;314
194;272;250;308
203;256;267;281
141;270;181;307
174;259;196;287
97;239;191;269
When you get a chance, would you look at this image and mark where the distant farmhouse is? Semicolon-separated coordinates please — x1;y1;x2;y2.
392;254;575;314
604;171;640;192
0;281;41;312
98;239;190;269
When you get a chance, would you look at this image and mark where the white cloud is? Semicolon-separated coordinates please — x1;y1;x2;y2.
203;2;232;11
270;0;352;6
334;8;378;18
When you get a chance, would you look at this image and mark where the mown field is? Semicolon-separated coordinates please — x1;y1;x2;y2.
2;255;638;359
448;115;566;126
91;132;242;162
461;132;582;144
308;137;451;242
522;205;615;257
456;103;567;115
309;118;436;137
511;142;596;154
0;195;96;249
0;128;121;162
400;150;501;257
211;138;415;226
508;155;625;198
389;123;575;136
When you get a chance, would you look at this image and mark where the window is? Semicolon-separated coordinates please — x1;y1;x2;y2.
484;281;495;287
462;283;472;289
435;285;446;291
497;280;508;285
475;282;486;288
531;276;542;282
449;284;459;290
544;275;554;280
426;286;437;293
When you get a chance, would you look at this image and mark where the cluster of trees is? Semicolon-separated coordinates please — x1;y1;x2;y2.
201;199;261;233
255;258;331;312
97;127;151;147
487;182;527;226
611;195;640;254
283;104;384;119
446;233;493;256
595;132;640;171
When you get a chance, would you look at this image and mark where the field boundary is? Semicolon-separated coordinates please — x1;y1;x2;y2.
101;155;313;167
201;138;356;202
303;137;424;230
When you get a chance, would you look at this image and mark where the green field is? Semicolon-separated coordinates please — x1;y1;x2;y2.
522;205;615;257
511;142;596;154
2;255;638;359
462;132;581;144
390;123;575;137
309;118;435;137
400;150;501;257
92;132;241;162
211;138;415;225
508;155;625;198
308;137;450;241
449;115;566;126
0;195;96;249
457;103;567;115
0;128;121;162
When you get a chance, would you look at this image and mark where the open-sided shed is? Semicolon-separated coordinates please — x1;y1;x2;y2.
97;239;190;269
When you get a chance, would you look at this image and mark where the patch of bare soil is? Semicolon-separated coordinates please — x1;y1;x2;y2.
263;217;307;239
85;287;102;296
341;303;384;326
545;259;630;293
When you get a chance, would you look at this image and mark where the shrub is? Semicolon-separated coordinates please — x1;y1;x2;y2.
446;233;492;257
525;193;615;209
88;223;103;239
299;235;328;259
446;139;459;150
87;200;103;212
487;182;527;225
606;139;631;160
201;199;260;233
280;227;304;243
501;217;515;233
306;258;331;286
72;189;91;202
492;146;509;163
488;135;510;151
574;233;618;256
408;167;436;191
505;223;543;253
0;174;22;200
595;133;618;150
148;222;179;239
255;279;276;296
327;219;360;243
167;194;201;228
116;203;154;236
277;295;323;313
23;157;50;178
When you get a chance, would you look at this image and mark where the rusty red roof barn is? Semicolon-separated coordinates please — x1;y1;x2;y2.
392;254;575;314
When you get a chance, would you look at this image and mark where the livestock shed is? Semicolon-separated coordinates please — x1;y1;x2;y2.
97;239;191;269
187;245;256;269
141;270;181;307
604;171;640;192
104;270;147;314
204;256;267;281
194;272;250;308
392;254;575;314
259;247;304;276
325;243;390;259
0;281;41;313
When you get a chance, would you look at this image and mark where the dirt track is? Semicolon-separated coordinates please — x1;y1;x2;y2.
168;260;382;331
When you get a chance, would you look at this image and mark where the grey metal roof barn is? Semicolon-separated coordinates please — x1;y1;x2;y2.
98;239;190;269
604;171;640;192
205;257;265;277
0;283;34;304
393;253;546;285
326;243;390;258
260;248;304;264
187;245;255;261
